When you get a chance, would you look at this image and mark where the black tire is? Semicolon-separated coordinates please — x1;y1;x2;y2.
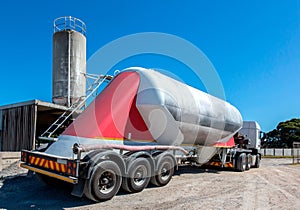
90;160;122;201
253;154;261;168
84;183;97;202
236;153;246;172
122;158;151;193
151;155;174;187
246;154;252;170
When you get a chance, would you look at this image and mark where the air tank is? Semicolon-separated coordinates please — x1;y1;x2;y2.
52;16;86;107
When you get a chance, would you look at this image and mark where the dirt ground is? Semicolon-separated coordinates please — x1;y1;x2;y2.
0;158;300;210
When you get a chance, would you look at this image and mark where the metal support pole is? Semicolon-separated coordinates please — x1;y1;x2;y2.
67;30;71;107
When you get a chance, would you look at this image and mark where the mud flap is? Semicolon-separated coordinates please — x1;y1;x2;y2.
71;178;85;197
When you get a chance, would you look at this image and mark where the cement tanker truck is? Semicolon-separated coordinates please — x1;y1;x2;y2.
20;67;261;201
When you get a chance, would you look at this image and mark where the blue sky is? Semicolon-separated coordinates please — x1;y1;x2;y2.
0;0;300;132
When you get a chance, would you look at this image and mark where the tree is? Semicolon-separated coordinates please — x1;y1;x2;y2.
262;129;281;148
263;118;300;148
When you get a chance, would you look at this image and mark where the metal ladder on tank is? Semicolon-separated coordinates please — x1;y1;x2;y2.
39;73;113;141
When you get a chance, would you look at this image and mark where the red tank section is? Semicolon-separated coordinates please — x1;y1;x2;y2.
212;137;235;148
63;72;154;142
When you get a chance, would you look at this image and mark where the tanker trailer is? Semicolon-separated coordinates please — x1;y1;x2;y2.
21;67;243;201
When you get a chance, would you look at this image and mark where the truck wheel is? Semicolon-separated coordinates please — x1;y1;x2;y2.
254;154;261;168
122;158;151;193
151;155;174;186
90;160;122;201
236;153;246;172
246;154;252;170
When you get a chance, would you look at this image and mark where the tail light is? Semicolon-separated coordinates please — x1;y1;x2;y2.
66;161;78;177
21;151;27;162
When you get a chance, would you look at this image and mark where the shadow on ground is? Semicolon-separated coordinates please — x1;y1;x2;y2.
0;165;225;209
0;174;93;209
175;165;222;175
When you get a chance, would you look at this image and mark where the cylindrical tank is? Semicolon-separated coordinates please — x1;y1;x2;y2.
133;67;243;146
61;67;242;145
52;16;86;107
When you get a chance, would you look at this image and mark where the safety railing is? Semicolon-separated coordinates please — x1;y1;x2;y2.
54;16;86;35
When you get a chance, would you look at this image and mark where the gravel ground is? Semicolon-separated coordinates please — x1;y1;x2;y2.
0;159;299;210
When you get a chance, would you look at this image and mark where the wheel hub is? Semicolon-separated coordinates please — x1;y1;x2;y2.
101;177;110;185
98;171;115;193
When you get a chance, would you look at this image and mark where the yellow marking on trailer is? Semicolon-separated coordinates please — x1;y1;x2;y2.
39;159;45;167
61;164;66;173
44;160;49;169
35;157;40;165
92;137;156;143
49;161;54;170
30;156;35;164
55;162;60;171
226;163;233;168
210;162;222;166
93;137;124;140
20;164;77;184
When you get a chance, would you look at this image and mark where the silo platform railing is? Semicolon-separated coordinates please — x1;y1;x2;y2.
54;16;86;35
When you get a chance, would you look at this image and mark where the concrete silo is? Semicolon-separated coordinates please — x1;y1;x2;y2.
52;16;86;107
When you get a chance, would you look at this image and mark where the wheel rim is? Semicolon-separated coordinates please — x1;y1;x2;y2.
248;156;251;168
98;170;116;195
133;165;148;187
160;162;171;181
242;155;246;170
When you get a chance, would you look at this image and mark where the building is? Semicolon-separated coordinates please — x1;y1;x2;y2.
0;100;79;151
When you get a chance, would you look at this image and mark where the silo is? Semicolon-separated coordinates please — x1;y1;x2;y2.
52;16;86;107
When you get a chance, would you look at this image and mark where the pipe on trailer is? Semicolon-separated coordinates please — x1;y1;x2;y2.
73;143;189;159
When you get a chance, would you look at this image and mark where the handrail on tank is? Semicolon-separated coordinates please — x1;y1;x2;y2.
54;16;86;36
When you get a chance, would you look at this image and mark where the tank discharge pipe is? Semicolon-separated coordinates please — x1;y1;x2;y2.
73;143;189;159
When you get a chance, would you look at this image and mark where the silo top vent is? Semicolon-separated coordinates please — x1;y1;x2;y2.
54;16;86;36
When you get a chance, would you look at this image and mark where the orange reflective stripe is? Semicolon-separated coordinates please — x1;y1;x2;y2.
55;162;60;171
44;160;49;168
49;161;54;170
30;156;35;164
61;164;66;173
39;159;45;167
35;158;40;165
27;155;71;174
225;163;233;168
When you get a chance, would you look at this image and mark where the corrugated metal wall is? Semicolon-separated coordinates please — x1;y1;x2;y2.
0;105;36;151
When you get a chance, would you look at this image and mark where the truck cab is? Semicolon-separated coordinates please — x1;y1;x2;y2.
239;121;261;150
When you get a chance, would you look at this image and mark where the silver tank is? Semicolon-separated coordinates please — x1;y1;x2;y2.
52;17;86;107
128;67;243;147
